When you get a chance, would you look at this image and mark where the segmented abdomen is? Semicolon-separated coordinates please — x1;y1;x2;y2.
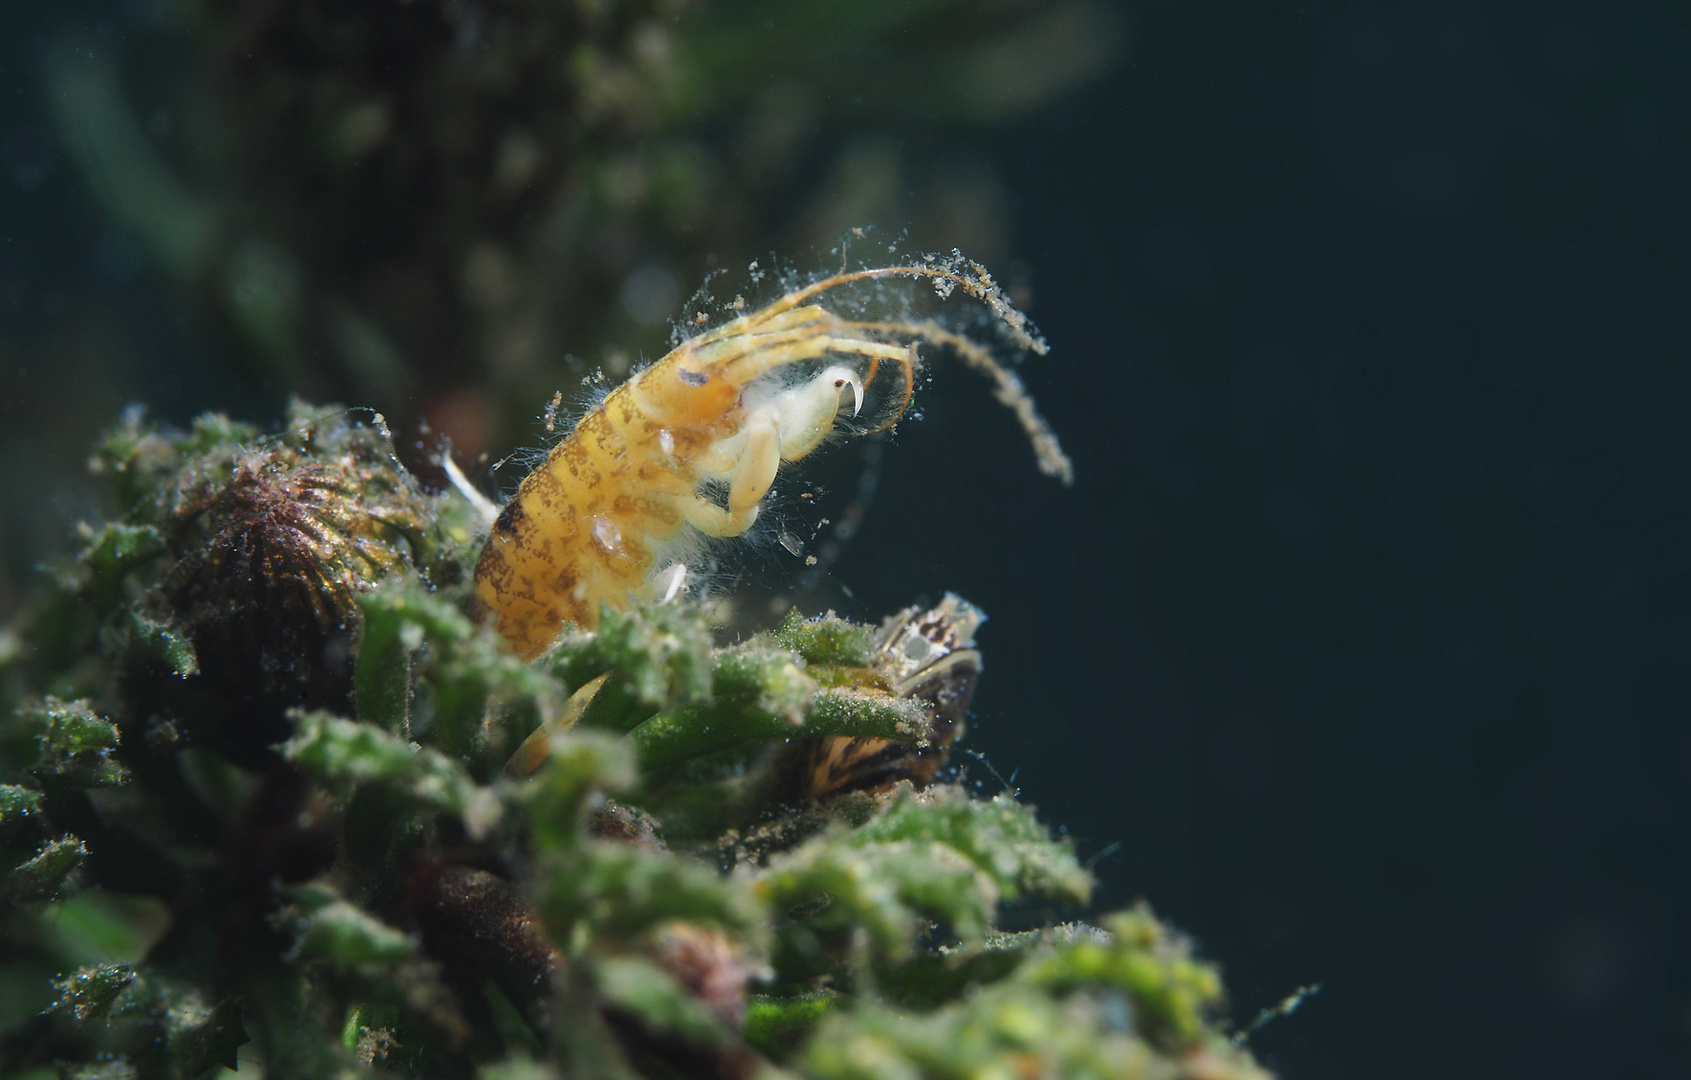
473;385;712;660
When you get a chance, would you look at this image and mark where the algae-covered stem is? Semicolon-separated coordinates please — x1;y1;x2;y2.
473;256;1074;661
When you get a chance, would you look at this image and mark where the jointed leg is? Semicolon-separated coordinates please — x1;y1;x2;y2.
680;410;781;537
731;412;781;517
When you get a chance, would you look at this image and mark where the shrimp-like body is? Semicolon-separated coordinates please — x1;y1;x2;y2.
474;261;1072;660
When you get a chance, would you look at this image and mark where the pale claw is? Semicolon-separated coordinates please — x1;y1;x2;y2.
822;365;864;416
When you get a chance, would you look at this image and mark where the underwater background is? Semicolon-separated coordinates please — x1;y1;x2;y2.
2;1;1688;1078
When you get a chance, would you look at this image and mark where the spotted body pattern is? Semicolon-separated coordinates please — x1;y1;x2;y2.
474;259;1071;660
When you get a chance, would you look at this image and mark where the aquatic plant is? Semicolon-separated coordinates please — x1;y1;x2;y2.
0;401;1270;1078
39;0;1121;458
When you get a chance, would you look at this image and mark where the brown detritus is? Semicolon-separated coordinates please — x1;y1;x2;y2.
716;790;890;870
411;865;563;1016
645;922;755;1031
412;865;564;993
590;800;667;853
409;860;767;1076
352;1025;400;1066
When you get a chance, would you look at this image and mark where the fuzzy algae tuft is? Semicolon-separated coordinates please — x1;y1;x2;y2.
0;406;1270;1080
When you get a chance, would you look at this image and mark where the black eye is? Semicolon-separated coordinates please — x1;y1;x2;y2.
677;368;709;387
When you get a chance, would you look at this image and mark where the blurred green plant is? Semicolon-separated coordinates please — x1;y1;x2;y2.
40;0;1122;456
0;406;1272;1079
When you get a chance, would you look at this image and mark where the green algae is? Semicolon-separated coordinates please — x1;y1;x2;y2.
0;406;1270;1080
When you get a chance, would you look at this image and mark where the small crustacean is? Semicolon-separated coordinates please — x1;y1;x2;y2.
473;255;1072;660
